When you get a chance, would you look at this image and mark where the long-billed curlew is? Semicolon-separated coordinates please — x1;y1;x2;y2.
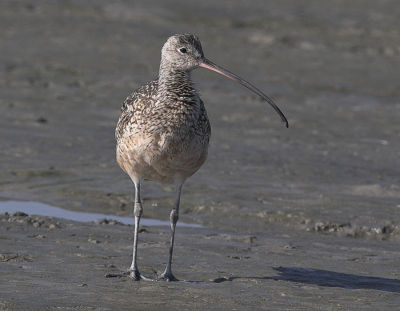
115;34;288;281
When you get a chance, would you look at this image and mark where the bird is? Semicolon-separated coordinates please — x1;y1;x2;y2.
115;33;288;281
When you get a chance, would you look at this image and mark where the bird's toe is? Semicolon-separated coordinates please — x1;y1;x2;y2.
127;269;155;281
159;271;179;282
129;269;142;281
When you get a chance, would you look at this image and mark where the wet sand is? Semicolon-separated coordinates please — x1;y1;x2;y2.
1;0;400;310
2;212;400;310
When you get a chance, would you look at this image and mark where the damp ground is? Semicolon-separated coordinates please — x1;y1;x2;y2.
0;0;399;310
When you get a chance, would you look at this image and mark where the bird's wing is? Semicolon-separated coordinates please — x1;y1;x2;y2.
115;80;158;141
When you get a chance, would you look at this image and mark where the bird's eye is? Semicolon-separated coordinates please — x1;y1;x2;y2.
178;47;187;54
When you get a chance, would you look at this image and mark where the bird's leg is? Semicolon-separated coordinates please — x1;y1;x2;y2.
129;180;143;280
160;183;183;281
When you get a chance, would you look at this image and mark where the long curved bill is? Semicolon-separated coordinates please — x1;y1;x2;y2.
199;58;289;128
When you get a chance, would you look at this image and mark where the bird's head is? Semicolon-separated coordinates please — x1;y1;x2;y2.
161;33;289;128
161;34;204;71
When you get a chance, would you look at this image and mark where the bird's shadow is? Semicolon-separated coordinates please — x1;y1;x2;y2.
225;266;400;293
105;267;400;293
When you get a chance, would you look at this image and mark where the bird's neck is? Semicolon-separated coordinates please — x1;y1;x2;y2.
158;61;197;101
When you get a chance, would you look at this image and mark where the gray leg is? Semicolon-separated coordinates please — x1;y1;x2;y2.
160;183;183;281
129;181;143;280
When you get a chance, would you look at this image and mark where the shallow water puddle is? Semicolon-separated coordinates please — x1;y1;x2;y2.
0;200;202;228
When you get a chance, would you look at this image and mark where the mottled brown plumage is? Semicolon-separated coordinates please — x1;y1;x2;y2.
116;78;210;184
115;33;288;282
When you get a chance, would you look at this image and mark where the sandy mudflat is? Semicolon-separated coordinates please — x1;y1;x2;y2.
0;0;400;310
1;212;400;310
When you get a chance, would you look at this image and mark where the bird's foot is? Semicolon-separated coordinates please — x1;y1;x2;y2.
158;270;179;282
127;269;154;281
129;269;141;281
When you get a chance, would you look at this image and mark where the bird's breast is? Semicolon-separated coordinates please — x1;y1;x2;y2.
116;98;210;183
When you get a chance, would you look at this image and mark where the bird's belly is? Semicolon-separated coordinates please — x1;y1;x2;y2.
117;130;209;184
